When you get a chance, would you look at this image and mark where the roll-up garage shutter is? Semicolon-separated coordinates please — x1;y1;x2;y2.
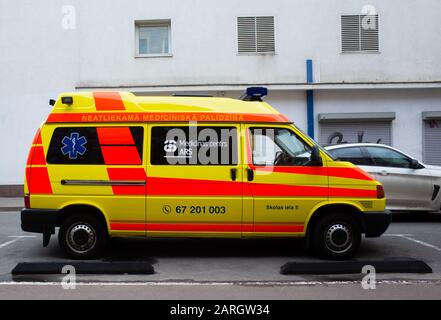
423;112;441;165
318;113;395;146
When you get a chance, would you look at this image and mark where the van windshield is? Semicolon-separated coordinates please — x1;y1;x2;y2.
251;128;311;166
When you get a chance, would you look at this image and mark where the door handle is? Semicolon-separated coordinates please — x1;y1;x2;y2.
379;170;389;176
247;168;254;182
230;168;237;181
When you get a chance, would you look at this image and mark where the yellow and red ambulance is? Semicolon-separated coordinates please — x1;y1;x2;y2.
21;88;391;259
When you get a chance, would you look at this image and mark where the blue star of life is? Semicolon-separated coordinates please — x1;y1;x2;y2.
61;132;87;159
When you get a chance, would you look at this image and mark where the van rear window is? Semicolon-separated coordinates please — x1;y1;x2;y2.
46;127;143;165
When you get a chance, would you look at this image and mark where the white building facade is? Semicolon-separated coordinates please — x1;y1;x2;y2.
1;0;441;190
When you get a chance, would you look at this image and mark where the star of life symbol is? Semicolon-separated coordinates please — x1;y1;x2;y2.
61;132;87;159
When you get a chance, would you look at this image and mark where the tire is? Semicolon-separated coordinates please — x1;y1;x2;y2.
310;213;361;260
58;214;107;260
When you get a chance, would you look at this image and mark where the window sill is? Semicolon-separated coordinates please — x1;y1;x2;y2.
340;51;381;54
237;52;276;56
135;53;173;58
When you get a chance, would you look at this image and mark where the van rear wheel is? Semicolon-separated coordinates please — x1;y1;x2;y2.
58;214;106;260
311;213;361;260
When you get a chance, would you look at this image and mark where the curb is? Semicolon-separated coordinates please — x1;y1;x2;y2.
0;207;22;212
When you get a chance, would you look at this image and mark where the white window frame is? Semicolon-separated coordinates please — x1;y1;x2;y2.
340;14;381;54
135;20;172;58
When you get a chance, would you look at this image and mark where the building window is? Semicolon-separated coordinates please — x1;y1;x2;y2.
341;15;379;53
135;20;171;57
237;16;275;54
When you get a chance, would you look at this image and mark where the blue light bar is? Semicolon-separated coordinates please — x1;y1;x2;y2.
246;87;268;98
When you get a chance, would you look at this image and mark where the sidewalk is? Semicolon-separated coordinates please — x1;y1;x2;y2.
0;198;23;212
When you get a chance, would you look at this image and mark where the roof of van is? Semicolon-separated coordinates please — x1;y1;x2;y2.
46;92;291;124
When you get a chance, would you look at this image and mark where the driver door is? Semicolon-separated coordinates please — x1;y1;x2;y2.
244;124;328;235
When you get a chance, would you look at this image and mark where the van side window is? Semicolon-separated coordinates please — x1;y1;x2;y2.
151;126;238;165
250;128;312;166
46;127;143;165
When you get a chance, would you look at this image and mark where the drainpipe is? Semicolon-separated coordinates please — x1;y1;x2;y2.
306;59;314;139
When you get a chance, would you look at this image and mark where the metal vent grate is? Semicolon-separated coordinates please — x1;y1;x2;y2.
341;15;379;53
238;16;275;54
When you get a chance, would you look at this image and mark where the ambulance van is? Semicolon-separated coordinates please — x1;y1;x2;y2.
21;89;391;260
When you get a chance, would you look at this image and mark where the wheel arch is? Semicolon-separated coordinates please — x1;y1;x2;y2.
57;203;110;234
305;202;365;241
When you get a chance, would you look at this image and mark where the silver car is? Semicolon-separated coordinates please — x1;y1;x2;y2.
325;143;441;213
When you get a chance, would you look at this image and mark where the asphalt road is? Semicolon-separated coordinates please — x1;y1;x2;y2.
1;209;441;299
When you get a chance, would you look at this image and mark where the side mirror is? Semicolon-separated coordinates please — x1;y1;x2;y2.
310;145;323;166
410;159;420;169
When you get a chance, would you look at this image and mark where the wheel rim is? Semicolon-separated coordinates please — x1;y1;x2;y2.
66;223;97;255
324;223;353;254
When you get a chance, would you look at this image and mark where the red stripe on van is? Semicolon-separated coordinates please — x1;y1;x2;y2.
329;187;377;198
107;168;146;195
26;147;35;166
254;224;304;233
254;166;374;181
101;146;141;165
97;127;134;145
250;183;329;197
32;128;42;145
110;223;146;231
27;167;52;194
147;177;243;196
147;176;375;198
29;146;46;165
110;222;304;233
93;92;126;111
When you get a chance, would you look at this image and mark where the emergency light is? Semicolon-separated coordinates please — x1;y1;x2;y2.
241;87;268;101
61;96;74;105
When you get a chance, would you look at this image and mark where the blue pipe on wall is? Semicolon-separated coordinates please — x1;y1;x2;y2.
306;59;314;139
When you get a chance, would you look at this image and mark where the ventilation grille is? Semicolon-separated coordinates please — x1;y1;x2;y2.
238;16;275;54
341;15;379;53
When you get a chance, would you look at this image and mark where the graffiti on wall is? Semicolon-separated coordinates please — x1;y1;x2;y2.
327;131;382;145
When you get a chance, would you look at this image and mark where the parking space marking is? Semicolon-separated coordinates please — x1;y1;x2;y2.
0;239;20;249
385;234;441;252
398;235;441;252
8;236;36;238
0;236;36;249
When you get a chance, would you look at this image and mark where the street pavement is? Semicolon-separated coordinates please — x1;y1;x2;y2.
1;198;441;299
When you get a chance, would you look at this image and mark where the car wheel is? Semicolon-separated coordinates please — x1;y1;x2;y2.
311;213;361;260
58;214;106;260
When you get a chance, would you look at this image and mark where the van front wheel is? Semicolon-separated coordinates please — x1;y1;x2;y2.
311;213;361;260
58;215;106;260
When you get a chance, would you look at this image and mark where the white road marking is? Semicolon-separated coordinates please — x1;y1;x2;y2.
8;236;36;238
0;235;34;249
384;234;441;252
0;280;440;287
398;235;441;252
0;239;19;249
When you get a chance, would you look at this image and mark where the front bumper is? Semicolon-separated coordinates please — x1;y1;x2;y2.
21;209;58;246
358;210;392;238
